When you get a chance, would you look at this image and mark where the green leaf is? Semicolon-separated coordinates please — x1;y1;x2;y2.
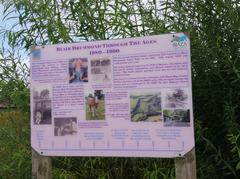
236;161;240;171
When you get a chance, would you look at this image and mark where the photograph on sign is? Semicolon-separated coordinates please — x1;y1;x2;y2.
32;86;52;125
90;58;112;83
30;33;195;157
163;88;188;108
85;89;105;120
68;58;88;83
130;91;162;122
163;109;190;127
54;117;78;136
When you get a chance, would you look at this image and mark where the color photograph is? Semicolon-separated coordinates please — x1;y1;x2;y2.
69;58;88;83
85;90;105;120
130;91;162;122
1;1;239;178
163;109;190;127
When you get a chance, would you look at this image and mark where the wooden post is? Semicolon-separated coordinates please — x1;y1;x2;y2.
175;147;197;179
32;149;52;179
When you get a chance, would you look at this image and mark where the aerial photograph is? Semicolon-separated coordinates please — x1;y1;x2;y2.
130;91;162;122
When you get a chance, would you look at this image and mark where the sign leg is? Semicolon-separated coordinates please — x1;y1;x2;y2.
32;149;52;179
175;147;197;179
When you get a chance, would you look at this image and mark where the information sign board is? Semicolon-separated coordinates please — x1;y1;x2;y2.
31;33;194;157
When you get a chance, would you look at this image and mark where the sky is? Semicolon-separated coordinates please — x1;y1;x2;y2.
0;4;16;47
0;0;153;62
0;4;7;57
0;3;28;61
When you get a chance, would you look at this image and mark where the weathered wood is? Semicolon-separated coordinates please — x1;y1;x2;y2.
175;147;197;179
32;149;52;179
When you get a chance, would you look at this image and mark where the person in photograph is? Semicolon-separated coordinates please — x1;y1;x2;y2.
103;73;110;81
86;90;105;120
87;94;97;117
61;119;77;135
69;58;88;83
54;118;77;136
94;91;99;109
35;111;42;124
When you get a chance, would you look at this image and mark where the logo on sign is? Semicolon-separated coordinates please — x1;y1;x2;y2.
171;34;188;48
32;49;41;58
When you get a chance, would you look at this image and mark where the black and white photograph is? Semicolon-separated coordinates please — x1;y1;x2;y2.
163;88;188;108
33;87;52;125
69;58;88;83
163;109;190;127
54;117;77;136
90;58;111;82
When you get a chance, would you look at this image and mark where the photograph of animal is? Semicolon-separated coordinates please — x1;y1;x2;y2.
85;90;105;120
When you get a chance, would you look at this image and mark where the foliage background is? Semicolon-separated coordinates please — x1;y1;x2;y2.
0;0;239;178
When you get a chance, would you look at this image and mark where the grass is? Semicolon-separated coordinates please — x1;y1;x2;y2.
86;100;105;120
130;98;137;109
0;110;31;178
0;110;176;178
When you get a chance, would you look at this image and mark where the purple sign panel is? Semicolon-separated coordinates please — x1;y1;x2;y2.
30;33;195;157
